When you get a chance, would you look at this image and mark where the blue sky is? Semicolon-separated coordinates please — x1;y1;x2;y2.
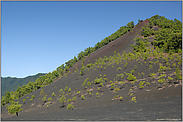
1;1;182;78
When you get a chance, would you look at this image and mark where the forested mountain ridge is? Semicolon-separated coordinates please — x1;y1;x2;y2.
1;73;46;96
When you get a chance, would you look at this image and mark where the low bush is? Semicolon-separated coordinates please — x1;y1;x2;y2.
30;98;33;102
81;95;85;100
120;96;123;101
48;97;52;102
64;86;68;92
127;74;137;81
175;68;182;80
114;95;119;98
68;88;72;93
72;97;76;102
131;97;137;103
114;87;120;93
67;104;74;110
31;95;34;99
67;99;72;103
59;94;66;107
42;96;47;104
52;92;56;98
23;99;26;104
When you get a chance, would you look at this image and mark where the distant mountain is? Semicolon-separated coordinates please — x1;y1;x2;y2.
1;73;46;96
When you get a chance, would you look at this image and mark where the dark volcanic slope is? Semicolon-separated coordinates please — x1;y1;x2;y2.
69;20;149;73
1;20;182;121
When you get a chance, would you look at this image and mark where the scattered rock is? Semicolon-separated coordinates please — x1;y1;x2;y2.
173;81;179;84
157;86;162;90
146;89;151;92
174;84;179;87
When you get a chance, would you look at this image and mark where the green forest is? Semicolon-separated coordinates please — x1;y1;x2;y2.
1;73;46;96
1;15;182;114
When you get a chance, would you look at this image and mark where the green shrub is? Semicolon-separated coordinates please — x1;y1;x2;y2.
23;99;26;104
89;92;92;96
130;93;133;96
127;74;137;81
68;88;72;93
111;85;115;90
80;65;85;75
134;65;137;70
158;78;165;83
87;64;91;68
146;82;150;86
175;68;182;80
130;69;135;74
59;89;63;93
94;77;103;84
131;97;137;102
59;94;66;106
48;97;52;102
81;95;85;100
30;98;33;102
149;64;153;70
42;96;47;103
114;95;119;98
6;101;22;116
98;87;101;91
67;104;74;110
149;72;156;78
40;89;44;96
67;99;72;103
46;103;49;109
64;86;68;92
77;91;80;95
87;81;91;86
99;83;104;87
52;92;56;97
155;60;159;64
115;81;118;85
139;81;145;89
72;97;76;102
168;76;173;81
114;87;120;93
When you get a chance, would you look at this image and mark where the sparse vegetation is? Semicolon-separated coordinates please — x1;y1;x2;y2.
81;95;85;100
64;86;68;92
52;92;56;98
131;97;137;103
59;94;66;107
72;97;76;102
67;104;74;110
23;99;26;104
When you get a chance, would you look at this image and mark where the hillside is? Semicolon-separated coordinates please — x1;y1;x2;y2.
1;15;182;121
1;73;46;96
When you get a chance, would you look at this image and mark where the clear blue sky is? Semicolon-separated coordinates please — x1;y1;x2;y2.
1;1;182;78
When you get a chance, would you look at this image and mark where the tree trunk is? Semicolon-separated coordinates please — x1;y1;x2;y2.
16;112;18;116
